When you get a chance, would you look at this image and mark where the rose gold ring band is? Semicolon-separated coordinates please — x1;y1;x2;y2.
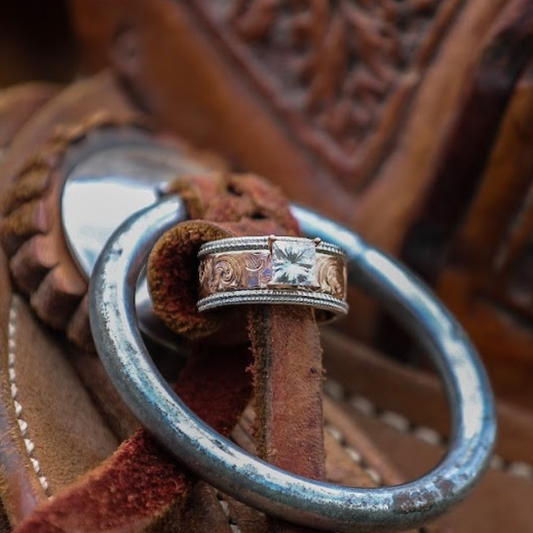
197;236;348;321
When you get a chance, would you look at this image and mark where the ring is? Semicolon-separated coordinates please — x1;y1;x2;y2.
89;196;496;533
197;235;348;320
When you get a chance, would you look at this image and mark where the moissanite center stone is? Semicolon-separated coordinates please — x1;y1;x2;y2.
270;239;316;287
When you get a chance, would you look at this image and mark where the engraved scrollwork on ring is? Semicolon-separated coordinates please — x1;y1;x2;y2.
199;256;212;293
210;254;246;292
200;245;347;302
315;255;345;299
244;252;271;288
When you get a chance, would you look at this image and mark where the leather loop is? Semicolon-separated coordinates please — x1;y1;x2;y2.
149;172;327;533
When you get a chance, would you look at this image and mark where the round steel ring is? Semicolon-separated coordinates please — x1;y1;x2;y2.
89;195;496;533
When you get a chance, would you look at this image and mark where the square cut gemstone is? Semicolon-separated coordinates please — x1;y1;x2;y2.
271;239;316;287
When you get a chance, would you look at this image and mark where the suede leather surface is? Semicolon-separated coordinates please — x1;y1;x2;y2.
248;306;325;479
10;296;119;491
0;80;62;528
249;306;325;533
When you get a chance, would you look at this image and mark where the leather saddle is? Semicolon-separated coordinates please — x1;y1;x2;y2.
0;0;533;531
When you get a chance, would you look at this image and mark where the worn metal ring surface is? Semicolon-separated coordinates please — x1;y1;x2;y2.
197;235;348;320
89;196;496;533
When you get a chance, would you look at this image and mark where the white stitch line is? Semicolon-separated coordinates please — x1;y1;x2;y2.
216;493;242;533
8;299;50;495
325;424;383;486
506;462;533;479
325;379;533;481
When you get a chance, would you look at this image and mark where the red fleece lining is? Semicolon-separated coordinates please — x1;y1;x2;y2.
14;347;253;533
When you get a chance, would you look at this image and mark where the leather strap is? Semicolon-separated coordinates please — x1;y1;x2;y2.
249;306;325;479
249;306;325;533
148;172;327;533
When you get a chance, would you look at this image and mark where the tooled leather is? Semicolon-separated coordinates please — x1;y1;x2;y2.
186;0;464;185
0;112;154;352
70;0;511;257
74;0;467;185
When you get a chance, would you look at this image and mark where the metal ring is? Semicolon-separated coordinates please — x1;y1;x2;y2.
89;196;496;533
197;235;348;320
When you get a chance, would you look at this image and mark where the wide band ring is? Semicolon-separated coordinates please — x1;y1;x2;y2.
89;196;496;533
197;236;348;320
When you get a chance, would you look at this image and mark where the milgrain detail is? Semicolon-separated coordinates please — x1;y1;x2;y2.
324;380;533;481
7;297;50;496
197;289;348;315
198;236;345;257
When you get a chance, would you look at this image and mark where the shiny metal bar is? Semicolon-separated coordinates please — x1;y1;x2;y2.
89;197;496;533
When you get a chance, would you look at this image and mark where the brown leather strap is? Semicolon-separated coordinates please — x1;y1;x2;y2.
249;306;325;533
149;172;327;532
249;306;325;479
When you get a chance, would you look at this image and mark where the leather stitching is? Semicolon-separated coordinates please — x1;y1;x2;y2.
216;435;437;533
8;296;50;496
325;380;533;481
216;492;242;533
324;424;383;486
